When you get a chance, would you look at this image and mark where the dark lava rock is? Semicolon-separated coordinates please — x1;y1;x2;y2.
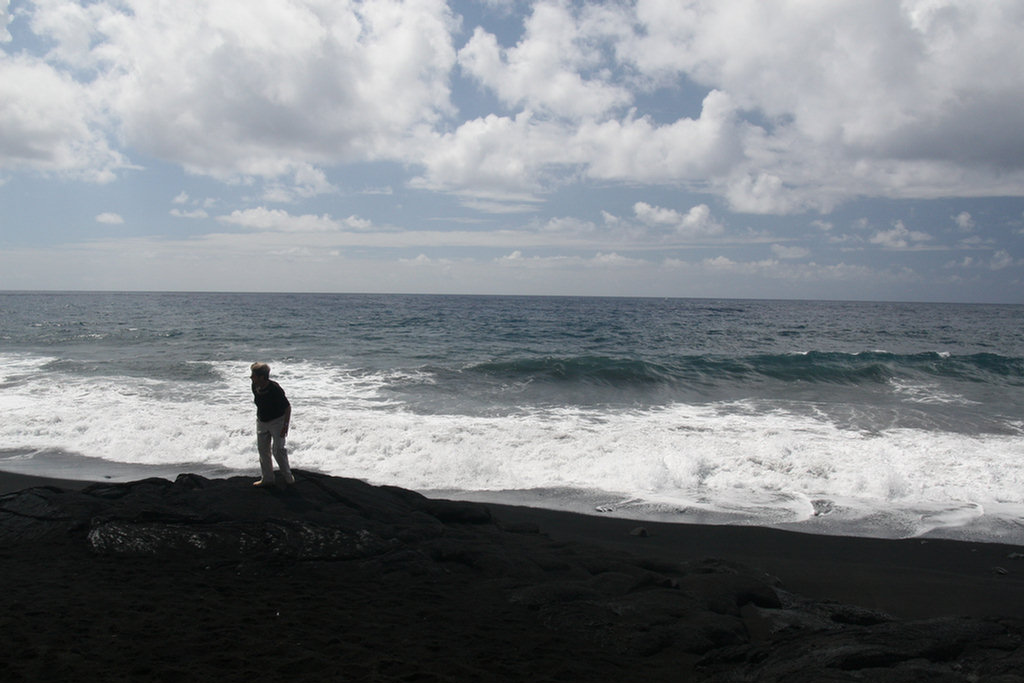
3;470;1023;682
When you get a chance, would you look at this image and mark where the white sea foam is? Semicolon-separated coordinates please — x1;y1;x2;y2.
889;377;974;405
2;353;1024;542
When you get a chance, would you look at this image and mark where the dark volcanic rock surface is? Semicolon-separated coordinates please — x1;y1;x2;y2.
1;471;1022;682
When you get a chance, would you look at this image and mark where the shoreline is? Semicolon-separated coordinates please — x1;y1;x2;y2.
6;451;1023;547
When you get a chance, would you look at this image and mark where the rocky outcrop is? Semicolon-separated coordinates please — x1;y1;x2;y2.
1;471;1022;682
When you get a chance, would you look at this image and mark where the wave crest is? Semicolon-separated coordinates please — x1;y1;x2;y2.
462;351;1023;389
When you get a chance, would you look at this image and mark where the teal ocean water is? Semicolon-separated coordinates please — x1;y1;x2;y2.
1;292;1022;542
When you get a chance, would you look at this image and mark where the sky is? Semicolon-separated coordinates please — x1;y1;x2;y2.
2;0;1024;303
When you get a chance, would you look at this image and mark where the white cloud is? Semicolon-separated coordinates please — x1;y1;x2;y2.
1;0;11;42
699;255;781;274
575;90;745;184
539;216;598;236
0;54;126;180
457;2;632;120
946;256;977;269
399;253;457;266
612;0;1024;209
425;30;761;211
990;250;1014;270
5;0;1024;219
947;250;1017;271
591;252;642;267
633;1;1024;154
869;220;932;249
632;202;680;226
663;254;906;290
721;171;816;215
455;188;547;214
217;207;371;233
633;202;724;237
95;212;124;224
411;112;570;197
677;204;724;236
495;250;643;269
262;164;337;203
957;235;987;248
23;0;458;181
771;244;810;260
952;211;975;232
170;208;209;220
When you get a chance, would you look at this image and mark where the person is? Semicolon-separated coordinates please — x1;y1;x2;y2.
249;362;295;487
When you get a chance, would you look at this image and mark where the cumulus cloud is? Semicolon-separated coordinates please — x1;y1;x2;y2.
576;90;747;183
449;0;1024;210
952;211;975;231
400;253;457;266
18;0;457;181
262;165;337;203
715;3;1019;201
218;207;372;233
169;192;218;219
95;212;124;224
411;112;570;197
0;54;126;179
947;250;1018;271
699;255;780;274
990;250;1014;270
633;202;724;237
458;2;632;119
5;0;1024;215
869;220;933;249
624;1;1024;161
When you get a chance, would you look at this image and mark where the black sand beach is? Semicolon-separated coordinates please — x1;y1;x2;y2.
2;470;1023;682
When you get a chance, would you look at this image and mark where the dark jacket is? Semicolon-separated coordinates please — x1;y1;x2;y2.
253;380;290;422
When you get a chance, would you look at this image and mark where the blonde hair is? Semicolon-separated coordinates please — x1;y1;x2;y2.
250;362;271;378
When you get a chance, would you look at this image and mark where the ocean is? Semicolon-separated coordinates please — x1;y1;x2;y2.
1;291;1022;543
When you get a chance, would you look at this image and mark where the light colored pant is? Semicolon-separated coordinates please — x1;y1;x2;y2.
256;416;294;484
